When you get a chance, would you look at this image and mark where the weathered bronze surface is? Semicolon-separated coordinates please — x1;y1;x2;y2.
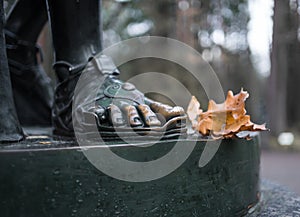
0;0;24;142
4;0;52;126
124;105;143;127
3;0;187;141
0;136;260;217
150;102;185;121
5;31;53;126
70;57;187;140
138;104;162;126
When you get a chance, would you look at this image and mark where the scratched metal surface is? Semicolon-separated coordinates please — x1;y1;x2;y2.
0;133;260;217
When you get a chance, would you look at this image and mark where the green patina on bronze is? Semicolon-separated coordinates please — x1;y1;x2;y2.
0;136;260;217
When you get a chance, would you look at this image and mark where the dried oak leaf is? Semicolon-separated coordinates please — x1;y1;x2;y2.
187;89;267;139
187;96;203;129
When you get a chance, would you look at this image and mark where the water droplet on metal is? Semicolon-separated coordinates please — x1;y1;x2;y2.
53;169;60;175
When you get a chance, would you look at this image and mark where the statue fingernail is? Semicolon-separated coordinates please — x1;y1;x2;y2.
109;104;125;126
125;105;143;127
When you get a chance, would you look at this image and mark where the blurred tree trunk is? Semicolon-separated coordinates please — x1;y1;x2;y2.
176;0;197;48
269;0;300;135
269;0;289;135
286;1;300;130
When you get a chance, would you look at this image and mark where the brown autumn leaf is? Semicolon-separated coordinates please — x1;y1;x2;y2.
187;96;202;129
187;89;267;139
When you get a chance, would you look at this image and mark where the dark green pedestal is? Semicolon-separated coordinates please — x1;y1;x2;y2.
0;136;260;217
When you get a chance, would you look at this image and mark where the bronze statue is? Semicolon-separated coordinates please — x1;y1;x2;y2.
0;0;186;142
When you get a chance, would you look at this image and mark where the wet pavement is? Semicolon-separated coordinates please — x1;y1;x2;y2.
261;150;300;195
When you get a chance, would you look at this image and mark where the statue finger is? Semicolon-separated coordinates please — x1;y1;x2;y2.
137;104;161;126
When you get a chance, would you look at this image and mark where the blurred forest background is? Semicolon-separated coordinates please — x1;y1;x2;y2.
4;0;300;150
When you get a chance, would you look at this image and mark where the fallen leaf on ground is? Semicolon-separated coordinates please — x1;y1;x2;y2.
187;89;267;139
